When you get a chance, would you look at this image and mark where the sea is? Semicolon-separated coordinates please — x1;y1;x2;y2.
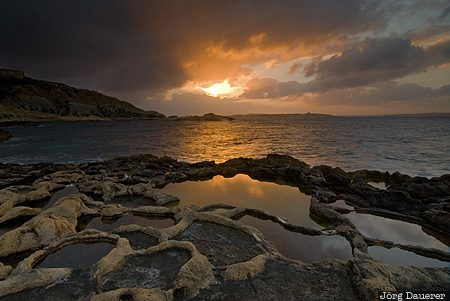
1;115;449;177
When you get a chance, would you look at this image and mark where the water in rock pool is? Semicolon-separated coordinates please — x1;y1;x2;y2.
161;174;320;229
162;174;351;262
346;212;449;251
77;214;174;232
368;246;449;268
1;116;450;177
163;174;448;266
36;243;114;269
239;216;352;262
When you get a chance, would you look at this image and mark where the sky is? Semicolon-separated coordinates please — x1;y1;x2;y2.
1;0;450;115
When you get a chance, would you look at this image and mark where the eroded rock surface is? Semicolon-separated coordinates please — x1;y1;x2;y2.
101;248;190;291
1;269;94;301
0;154;448;300
174;222;265;266
192;258;358;301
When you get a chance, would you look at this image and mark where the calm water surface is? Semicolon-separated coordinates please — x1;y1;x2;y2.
163;175;349;262
162;174;320;228
36;243;114;269
346;212;449;251
240;215;352;262
368;246;449;268
162;174;447;266
1;116;449;177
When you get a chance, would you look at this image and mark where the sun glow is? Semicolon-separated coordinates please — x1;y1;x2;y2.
199;80;243;98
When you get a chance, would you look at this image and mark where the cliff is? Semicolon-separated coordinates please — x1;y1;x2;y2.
0;74;165;121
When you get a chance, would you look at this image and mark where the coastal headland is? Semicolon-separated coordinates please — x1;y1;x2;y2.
0;69;232;124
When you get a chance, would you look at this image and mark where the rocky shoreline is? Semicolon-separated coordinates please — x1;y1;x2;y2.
1;70;234;123
0;154;448;300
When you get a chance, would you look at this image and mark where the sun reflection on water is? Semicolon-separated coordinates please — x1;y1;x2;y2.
161;174;320;228
2;117;450;177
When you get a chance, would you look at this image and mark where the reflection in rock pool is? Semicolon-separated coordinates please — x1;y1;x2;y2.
346;212;448;251
118;231;160;250
77;215;174;232
36;243;114;269
368;246;449;268
162;174;320;229
240;216;352;262
161;174;448;267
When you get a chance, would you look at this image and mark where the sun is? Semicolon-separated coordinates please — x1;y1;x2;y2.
199;79;243;98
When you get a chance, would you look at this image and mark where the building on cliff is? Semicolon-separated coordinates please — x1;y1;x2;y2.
0;68;25;79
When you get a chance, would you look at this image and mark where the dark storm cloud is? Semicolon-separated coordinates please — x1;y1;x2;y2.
0;0;187;91
437;5;450;22
242;38;450;99
304;38;450;91
310;82;450;106
242;78;303;99
399;1;450;43
244;79;450;107
0;0;387;93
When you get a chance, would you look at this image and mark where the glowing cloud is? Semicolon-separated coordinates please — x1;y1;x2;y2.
199;80;243;98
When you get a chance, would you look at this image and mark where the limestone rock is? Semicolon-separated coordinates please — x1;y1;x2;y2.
351;259;449;301
0;196;87;257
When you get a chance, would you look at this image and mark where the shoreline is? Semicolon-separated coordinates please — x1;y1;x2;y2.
0;152;447;180
0;154;448;299
3;111;449;123
1;154;449;233
0;113;234;127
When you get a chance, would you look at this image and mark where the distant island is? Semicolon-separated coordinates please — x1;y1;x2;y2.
167;113;234;121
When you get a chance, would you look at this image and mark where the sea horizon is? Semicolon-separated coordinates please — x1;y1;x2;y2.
2;115;449;178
